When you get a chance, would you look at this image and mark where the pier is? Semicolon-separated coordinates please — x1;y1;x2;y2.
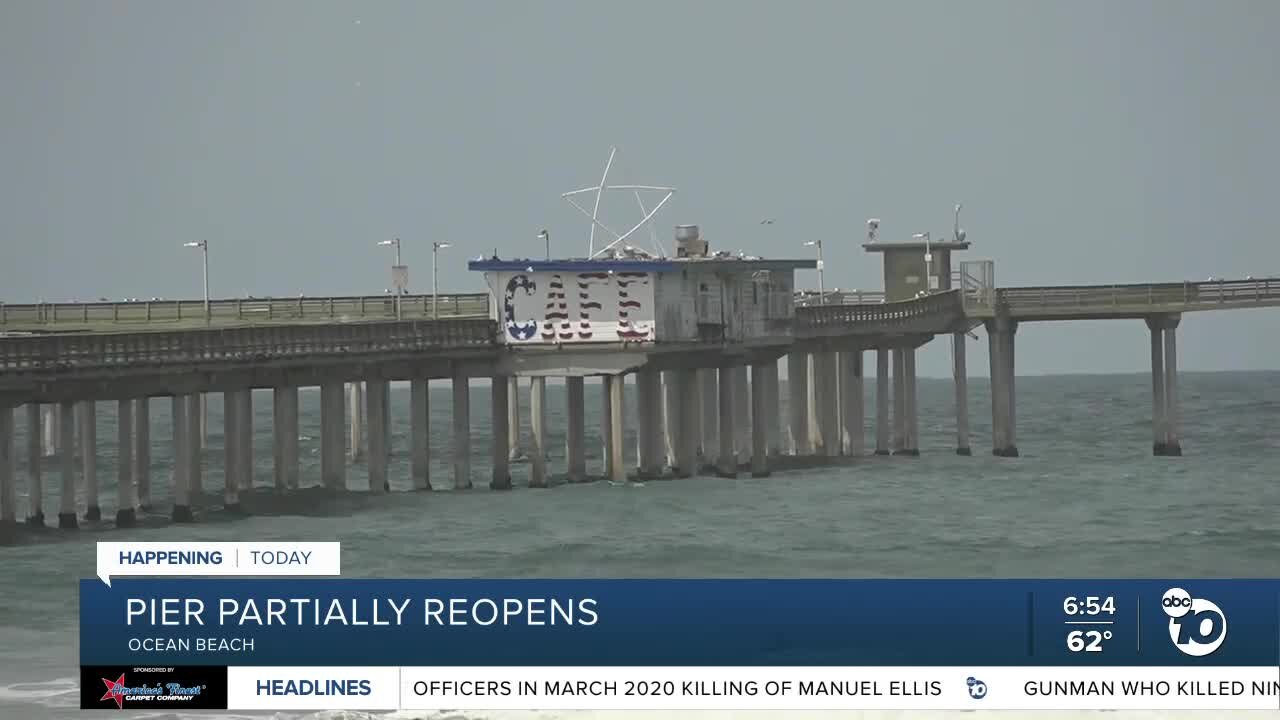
1;226;1278;530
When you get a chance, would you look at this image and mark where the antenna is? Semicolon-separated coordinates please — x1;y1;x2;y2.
562;147;675;259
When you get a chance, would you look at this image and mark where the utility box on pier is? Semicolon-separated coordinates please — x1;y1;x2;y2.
469;228;814;346
863;239;970;302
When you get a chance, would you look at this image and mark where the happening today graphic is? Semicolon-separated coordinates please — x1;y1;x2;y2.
1161;587;1227;657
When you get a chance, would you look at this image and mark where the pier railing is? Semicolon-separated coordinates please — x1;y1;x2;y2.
0;318;496;373
794;289;886;306
0;293;492;332
796;290;963;335
962;277;1280;318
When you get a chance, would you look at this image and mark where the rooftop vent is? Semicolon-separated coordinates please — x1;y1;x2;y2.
675;225;708;258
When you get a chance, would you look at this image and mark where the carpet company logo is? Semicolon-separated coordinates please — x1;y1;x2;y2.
1162;587;1227;657
97;672;205;709
966;677;988;700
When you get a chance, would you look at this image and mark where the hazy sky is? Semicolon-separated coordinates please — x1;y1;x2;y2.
2;1;1277;375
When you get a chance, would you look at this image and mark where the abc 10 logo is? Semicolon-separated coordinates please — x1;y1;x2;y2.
1161;587;1227;657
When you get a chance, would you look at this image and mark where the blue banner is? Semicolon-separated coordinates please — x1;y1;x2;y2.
81;579;1279;666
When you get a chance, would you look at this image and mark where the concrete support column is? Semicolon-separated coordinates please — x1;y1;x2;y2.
410;379;431;490
133;399;151;510
222;392;242;511
42;405;57;458
953;332;971;455
57;401;77;529
986;318;1019;457
902;347;920;456
891;349;906;454
507;377;524;462
451;372;472;489
234;390;253;491
764;362;783;456
366;380;389;493
814;352;840;457
529;376;548;488
348;382;365;462
273;386;300;491
171;396;193;521
787;351;810;455
717;366;738;478
0;407;14;524
1147;317;1166;454
674;368;698;478
25;404;43;525
699;368;719;469
115;400;138;526
320;383;346;491
662;371;679;469
186;394;203;499
750;364;769;477
199;394;208;451
79;401;99;521
734;367;751;465
1163;316;1181;455
839;351;864;456
636;367;663;479
565;377;586;483
604;375;626;482
874;349;890;455
490;375;512;490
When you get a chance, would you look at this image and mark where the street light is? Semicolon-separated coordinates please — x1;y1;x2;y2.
432;241;452;319
538;229;550;260
804;239;825;304
377;237;404;319
913;232;933;294
182;240;210;323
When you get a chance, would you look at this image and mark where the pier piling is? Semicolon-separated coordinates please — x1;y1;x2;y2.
452;372;472;489
840;350;864;456
116;399;138;527
57;401;76;528
187;394;203;498
172;396;193;520
411;379;431;490
1147;314;1183;456
529;376;548;488
604;374;626;482
699;368;719;469
675;368;698;477
348;382;365;462
273;386;300;491
366;379;389;493
891;349;907;455
25;404;43;525
717;366;738;478
0;406;14;524
815;352;840;457
750;364;770;477
874;349;890;455
133;398;151;510
636;367;663;479
490;375;512;490
221;392;241;511
952;332;971;455
764;362;783;457
986;318;1019;457
320;382;346;490
507;377;523;462
80;401;99;521
565;377;586;482
902;348;920;456
787;351;809;455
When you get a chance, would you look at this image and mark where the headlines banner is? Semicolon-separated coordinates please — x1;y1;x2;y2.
80;571;1280;710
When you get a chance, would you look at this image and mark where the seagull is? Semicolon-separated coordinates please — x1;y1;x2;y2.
760;219;775;225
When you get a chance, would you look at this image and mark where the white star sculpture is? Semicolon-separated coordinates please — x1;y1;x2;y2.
562;146;676;259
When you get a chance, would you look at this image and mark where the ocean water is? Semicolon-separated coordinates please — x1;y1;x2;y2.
1;371;1278;719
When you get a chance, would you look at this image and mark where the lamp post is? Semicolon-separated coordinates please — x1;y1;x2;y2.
538;229;549;260
913;232;933;294
432;241;452;319
182;240;209;323
377;238;404;319
804;239;825;304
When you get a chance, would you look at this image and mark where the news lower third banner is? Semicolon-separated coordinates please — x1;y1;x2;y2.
81;574;1280;710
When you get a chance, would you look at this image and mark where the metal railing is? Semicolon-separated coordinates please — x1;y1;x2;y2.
964;277;1280;315
0;318;496;372
0;293;492;331
796;290;962;332
794;289;886;306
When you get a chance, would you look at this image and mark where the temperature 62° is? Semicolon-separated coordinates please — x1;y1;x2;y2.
1067;629;1111;652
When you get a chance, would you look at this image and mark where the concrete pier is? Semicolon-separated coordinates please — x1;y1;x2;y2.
565;377;586;483
199;394;208;451
410;379;431;490
717;365;737;478
80;401;99;521
25;404;43;525
507;377;523;462
899;348;920;456
699;368;719;469
186;394;203;498
490;375;512;490
952;332;971;455
273;386;299;491
171;396;193;521
674;368;698;477
750;364;769;477
603;374;626;482
662;370;679;469
452;372;472;489
529;376;548;488
734;366;751;465
133;398;151;510
764;362;783;456
891;349;906;454
814;352;840;456
57;401;76;528
636;367;663;479
839;351;864;456
986;318;1019;457
1147;314;1183;455
320;383;345;490
0;407;13;524
874;349;890;455
366;380;389;493
787;351;810;455
222;391;242;511
115;399;137;526
348;382;365;462
42;404;57;458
